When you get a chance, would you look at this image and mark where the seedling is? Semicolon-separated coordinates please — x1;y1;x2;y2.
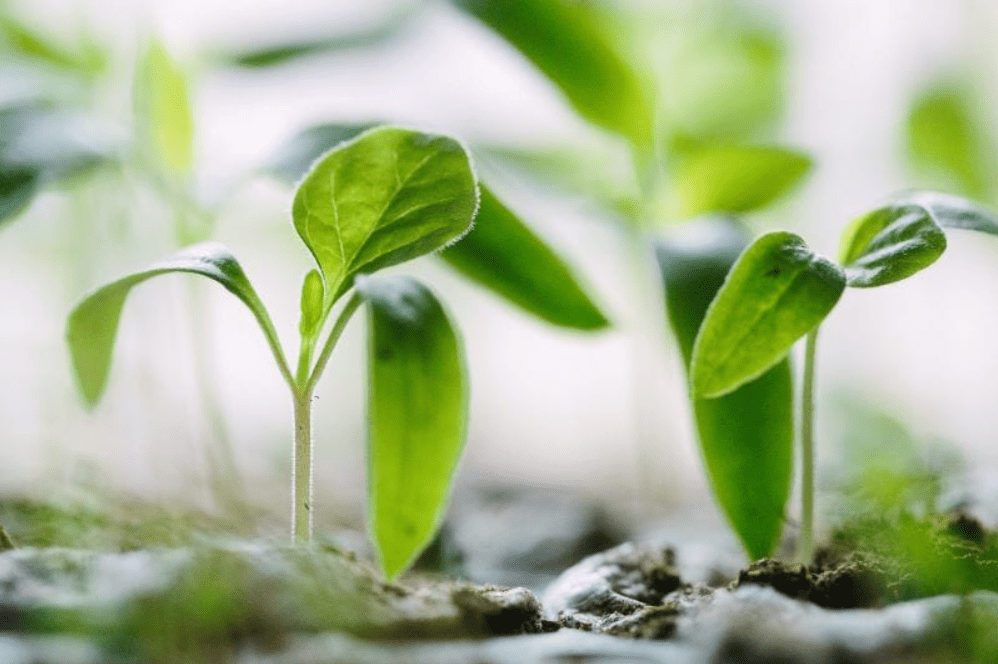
690;191;998;562
66;126;478;579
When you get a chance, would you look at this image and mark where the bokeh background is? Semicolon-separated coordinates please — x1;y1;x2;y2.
2;0;998;528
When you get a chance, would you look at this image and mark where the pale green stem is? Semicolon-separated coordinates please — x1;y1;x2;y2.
797;327;819;564
290;291;364;542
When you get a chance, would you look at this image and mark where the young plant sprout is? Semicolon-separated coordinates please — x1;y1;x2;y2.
689;191;998;563
66;126;478;580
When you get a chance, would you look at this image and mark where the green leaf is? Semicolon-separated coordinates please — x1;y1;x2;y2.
452;0;651;147
671;144;811;218
0;167;40;225
0;14;91;72
905;190;998;238
298;269;325;338
906;83;993;198
265;122;380;183
440;187;608;330
357;275;467;580
691;232;845;398
67;242;279;408
838;196;949;288
135;41;194;174
292;126;478;304
657;219;793;560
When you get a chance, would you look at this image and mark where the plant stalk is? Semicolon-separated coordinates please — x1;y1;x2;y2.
292;390;313;541
798;327;819;564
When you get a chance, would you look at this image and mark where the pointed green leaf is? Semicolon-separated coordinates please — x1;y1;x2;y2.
657;219;793;560
452;0;651;147
298;269;325;338
905;190;998;238
906;83;993;198
672;144;811;218
265;122;380;183
135;41;194;174
838;196;949;288
440;187;608;330
292;127;478;304
67;242;280;408
357;275;467;580
692;232;845;398
0;14;89;71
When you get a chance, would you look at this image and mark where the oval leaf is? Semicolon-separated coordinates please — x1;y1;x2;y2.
67;242;278;408
838;197;948;288
452;0;651;147
357;275;467;580
906;83;993;198
657;219;793;560
135;41;194;174
691;232;845;399
292;127;478;304
672;144;812;218
440;187;609;330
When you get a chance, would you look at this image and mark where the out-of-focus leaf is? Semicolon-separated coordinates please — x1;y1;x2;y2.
292;127;478;305
661;28;783;142
672;144;811;218
135;41;194;174
357;275;467;580
265;122;380;183
441;187;608;330
691;231;845;398
839;195;949;288
906;83;993;199
0;15;98;73
225;3;426;68
0;102;111;226
657;219;793;560
453;0;652;147
67;242;279;408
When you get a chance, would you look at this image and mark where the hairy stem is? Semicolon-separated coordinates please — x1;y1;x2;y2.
798;327;819;564
292;390;313;541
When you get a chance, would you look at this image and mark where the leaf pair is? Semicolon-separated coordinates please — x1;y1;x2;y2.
68;127;478;580
682;192;998;559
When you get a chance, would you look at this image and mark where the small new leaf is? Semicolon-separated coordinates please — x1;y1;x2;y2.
67;242;279;408
672;144;812;218
357;275;467;580
292;127;478;306
839;195;950;288
691;232;845;399
441;187;609;330
298;269;325;338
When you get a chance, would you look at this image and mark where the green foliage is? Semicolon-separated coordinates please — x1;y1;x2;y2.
298;269;325;339
906;82;994;199
452;0;652;147
134;41;194;174
358;276;467;580
265;122;378;183
691;231;845;399
658;219;794;559
292;127;478;306
66;242;279;408
441;187;609;330
671;144;811;218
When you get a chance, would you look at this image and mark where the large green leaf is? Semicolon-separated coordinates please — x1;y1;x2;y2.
265;122;379;183
452;0;651;147
671;144;811;218
135;41;194;174
440;187;608;330
906;83;993;199
292;127;478;305
67;242;279;408
357;275;467;580
657;219;793;560
0;102;110;226
838;196;950;288
691;232;845;398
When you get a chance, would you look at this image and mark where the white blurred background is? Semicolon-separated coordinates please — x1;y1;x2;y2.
2;0;998;526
